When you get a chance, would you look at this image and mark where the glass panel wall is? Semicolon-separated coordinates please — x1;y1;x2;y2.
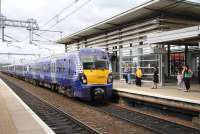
120;46;160;81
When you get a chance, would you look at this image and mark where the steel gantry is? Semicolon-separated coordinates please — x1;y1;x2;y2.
0;15;39;43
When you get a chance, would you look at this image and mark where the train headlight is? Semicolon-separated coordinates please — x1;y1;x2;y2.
107;73;113;83
79;74;87;84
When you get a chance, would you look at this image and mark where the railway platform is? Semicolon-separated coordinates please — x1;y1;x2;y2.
0;78;55;134
113;80;200;127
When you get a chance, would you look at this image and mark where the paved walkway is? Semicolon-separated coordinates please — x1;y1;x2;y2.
0;79;55;134
113;80;200;104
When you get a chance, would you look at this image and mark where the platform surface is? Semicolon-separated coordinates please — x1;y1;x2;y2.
113;80;200;105
0;79;55;134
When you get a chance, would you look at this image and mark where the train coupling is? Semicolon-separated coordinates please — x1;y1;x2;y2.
93;88;105;96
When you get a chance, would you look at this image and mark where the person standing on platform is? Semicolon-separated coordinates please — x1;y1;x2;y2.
182;65;193;92
151;66;159;89
177;69;184;90
135;66;142;86
124;63;131;84
198;65;200;84
124;64;128;83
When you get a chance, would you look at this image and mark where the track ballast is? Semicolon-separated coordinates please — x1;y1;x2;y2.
1;77;101;134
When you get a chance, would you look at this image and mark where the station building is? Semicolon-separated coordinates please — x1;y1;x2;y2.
58;0;200;85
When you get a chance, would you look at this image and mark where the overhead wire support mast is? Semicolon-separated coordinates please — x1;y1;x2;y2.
0;15;39;43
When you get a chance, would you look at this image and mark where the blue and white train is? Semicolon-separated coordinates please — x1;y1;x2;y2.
1;48;113;100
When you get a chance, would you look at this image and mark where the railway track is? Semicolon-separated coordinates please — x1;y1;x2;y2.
1;77;101;134
88;101;200;134
1;74;200;134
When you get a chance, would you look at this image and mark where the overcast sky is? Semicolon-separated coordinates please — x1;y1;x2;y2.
2;0;149;41
0;0;200;63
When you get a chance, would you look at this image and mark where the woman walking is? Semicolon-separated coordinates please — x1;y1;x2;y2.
182;65;193;92
151;66;159;89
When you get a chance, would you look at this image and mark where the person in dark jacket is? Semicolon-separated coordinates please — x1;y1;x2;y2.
151;66;159;89
182;65;193;92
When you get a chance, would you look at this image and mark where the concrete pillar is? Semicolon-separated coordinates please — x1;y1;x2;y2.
185;45;188;65
160;53;164;86
159;45;165;86
136;48;143;67
167;45;170;77
119;45;123;80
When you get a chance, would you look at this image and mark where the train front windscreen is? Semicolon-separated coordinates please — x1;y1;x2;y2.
79;49;111;85
79;49;109;70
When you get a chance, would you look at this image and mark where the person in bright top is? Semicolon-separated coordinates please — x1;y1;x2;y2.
135;66;142;86
182;65;193;92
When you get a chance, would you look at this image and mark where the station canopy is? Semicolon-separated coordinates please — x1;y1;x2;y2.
145;25;200;45
57;0;200;44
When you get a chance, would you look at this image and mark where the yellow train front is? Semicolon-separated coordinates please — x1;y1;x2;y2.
75;48;113;101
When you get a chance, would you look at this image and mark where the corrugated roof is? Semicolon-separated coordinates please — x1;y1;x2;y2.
57;0;200;44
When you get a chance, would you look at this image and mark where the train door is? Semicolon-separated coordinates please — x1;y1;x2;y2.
51;59;57;83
